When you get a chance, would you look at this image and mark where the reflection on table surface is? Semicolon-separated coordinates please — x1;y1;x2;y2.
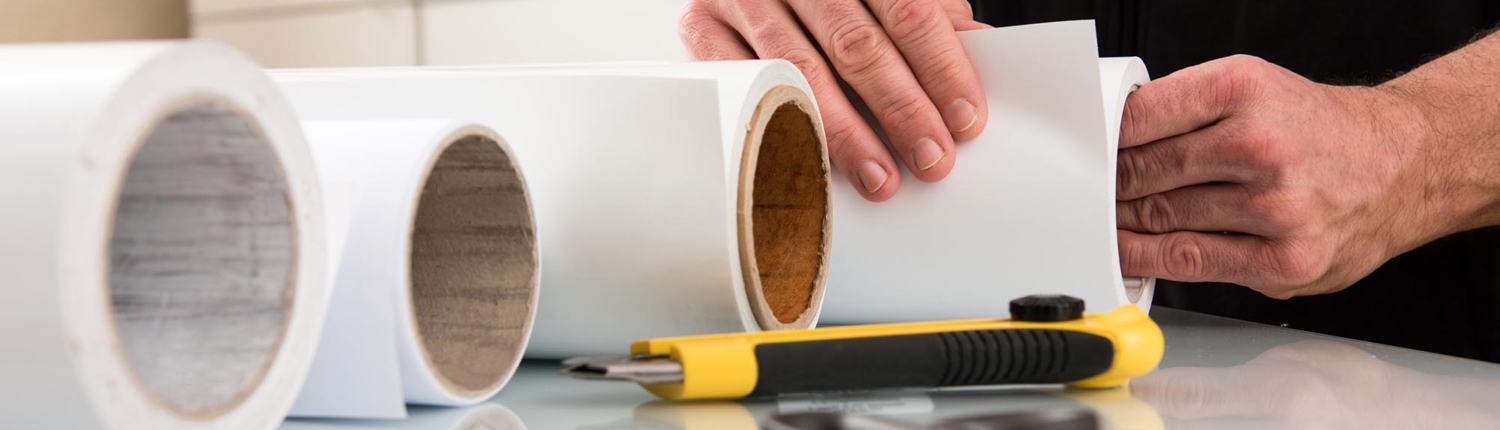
280;308;1500;430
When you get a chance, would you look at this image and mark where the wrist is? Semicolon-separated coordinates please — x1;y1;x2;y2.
1371;80;1498;253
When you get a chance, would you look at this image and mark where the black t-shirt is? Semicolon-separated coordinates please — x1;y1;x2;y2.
970;0;1500;362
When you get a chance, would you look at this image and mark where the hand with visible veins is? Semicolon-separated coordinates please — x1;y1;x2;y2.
679;0;991;201
1115;31;1500;298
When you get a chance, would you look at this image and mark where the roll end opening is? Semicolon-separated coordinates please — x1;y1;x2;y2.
738;86;832;330
109;102;294;418
408;132;538;399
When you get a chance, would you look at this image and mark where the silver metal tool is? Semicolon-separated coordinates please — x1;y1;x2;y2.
561;354;684;384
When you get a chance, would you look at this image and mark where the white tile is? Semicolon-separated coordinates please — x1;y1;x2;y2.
191;0;372;14
420;0;689;65
194;1;417;67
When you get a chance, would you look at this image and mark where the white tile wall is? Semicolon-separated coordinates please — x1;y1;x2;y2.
194;1;418;67
420;0;687;65
191;0;689;68
191;0;368;14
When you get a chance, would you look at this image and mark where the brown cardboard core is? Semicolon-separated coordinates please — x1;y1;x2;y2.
109;104;294;418
409;135;537;398
739;87;832;328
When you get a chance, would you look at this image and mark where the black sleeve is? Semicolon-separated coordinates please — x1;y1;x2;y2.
967;0;1500;364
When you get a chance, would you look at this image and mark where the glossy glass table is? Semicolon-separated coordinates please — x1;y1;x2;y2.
281;308;1500;429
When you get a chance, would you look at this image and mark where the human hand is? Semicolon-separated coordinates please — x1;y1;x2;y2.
1113;55;1450;298
679;0;991;201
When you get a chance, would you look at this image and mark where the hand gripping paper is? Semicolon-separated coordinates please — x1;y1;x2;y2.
821;21;1156;323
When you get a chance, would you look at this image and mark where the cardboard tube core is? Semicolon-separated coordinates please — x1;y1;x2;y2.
739;86;832;329
410;133;537;399
110;103;295;418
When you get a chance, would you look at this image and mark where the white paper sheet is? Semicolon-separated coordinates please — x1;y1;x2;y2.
821;21;1155;323
271;61;834;358
290;120;539;418
0;41;329;429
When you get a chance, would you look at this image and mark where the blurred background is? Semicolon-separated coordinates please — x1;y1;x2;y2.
0;0;688;67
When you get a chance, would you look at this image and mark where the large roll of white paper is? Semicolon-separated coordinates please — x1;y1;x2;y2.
289;120;539;418
0;41;329;429
272;60;832;358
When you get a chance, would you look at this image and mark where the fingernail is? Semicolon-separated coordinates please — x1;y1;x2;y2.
913;138;945;171
946;98;978;133
856;160;889;193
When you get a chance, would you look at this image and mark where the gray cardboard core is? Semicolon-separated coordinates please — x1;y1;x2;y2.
410;135;537;397
109;104;294;418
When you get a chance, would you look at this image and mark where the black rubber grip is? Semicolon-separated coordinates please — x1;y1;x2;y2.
748;329;1113;397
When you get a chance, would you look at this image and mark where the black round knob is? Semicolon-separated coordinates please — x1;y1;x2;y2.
1009;295;1086;322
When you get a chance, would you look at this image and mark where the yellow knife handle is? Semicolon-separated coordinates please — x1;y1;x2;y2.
633;301;1163;401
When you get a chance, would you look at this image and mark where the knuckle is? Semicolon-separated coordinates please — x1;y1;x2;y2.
881;0;941;40
1118;234;1148;271
678;0;716;30
873;92;931;133
746;18;793;54
1269;241;1326;287
823;114;869;161
676;2;719;54
1116;150;1151;198
1217;54;1270;109
1224;54;1270;70
913;55;969;90
779;48;829;80
1237;124;1290;167
1222;55;1272;84
1247;191;1302;232
678;3;729;59
1162;235;1206;280
829;21;893;78
1119;95;1150;144
1135;194;1177;234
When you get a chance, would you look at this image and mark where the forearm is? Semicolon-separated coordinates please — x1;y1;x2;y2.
1381;30;1500;245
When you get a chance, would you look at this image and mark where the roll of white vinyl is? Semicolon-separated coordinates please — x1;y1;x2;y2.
288;120;539;418
272;60;832;358
820;21;1155;324
0;41;328;429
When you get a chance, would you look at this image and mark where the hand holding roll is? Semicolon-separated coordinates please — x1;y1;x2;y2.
1115;56;1443;298
679;0;992;201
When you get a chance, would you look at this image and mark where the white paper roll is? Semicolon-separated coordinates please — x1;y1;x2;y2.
289;120;539;418
1099;57;1158;309
0;41;328;429
821;21;1155;323
272;60;832;358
